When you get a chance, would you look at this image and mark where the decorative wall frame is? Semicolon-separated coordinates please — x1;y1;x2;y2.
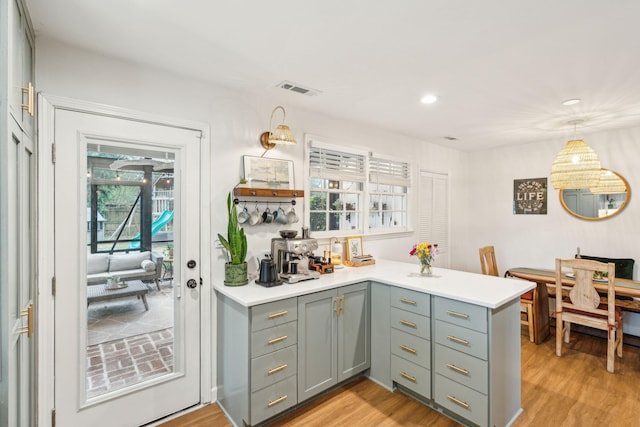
514;177;547;215
345;235;363;261
242;155;294;189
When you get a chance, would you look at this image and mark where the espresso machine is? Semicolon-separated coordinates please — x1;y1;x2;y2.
271;237;321;283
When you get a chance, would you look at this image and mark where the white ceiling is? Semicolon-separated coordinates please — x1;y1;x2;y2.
25;0;640;151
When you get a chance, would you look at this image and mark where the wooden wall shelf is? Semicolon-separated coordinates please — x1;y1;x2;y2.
233;188;304;198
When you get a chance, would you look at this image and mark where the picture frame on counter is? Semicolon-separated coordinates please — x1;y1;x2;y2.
242;155;294;189
345;235;363;261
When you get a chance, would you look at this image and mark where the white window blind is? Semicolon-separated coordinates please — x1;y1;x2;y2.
419;170;449;268
309;144;366;182
369;156;411;187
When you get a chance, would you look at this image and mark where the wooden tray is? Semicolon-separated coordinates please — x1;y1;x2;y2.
344;259;376;267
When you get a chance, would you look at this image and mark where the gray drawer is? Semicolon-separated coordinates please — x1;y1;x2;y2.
435;320;487;360
250;375;297;425
251;298;297;332
251;345;297;392
390;287;430;316
251;321;298;358
391;354;431;399
390;328;430;369
390;307;430;340
434;296;487;333
434;343;488;394
435;374;488;427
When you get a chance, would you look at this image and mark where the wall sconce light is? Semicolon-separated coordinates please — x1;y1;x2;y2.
260;105;297;150
329;237;344;269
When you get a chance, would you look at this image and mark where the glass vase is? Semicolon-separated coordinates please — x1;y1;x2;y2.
420;263;432;276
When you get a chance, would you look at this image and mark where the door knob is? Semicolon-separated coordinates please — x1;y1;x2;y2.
186;279;198;289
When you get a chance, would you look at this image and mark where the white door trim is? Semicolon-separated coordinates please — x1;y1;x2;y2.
37;94;212;426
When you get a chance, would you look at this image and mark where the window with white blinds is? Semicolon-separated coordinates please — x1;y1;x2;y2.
418;170;449;268
368;155;410;233
306;137;411;237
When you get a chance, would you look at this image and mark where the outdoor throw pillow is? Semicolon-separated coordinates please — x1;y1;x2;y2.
141;259;156;272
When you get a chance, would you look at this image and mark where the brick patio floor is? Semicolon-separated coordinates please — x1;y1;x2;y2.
87;327;174;398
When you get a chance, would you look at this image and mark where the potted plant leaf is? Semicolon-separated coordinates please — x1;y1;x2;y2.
217;192;249;286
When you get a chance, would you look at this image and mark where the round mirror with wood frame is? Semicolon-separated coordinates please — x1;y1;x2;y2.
559;169;631;220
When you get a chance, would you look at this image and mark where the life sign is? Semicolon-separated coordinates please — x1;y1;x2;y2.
514;178;547;215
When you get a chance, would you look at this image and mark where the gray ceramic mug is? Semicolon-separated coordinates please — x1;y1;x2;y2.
274;206;288;224
237;206;250;224
262;207;273;224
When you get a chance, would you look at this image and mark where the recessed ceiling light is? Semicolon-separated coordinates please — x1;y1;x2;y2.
562;98;581;106
420;94;438;104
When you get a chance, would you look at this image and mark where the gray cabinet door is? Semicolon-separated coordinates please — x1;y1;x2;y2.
298;289;338;402
337;282;370;382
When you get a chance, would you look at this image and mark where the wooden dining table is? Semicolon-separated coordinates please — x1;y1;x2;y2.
505;267;640;344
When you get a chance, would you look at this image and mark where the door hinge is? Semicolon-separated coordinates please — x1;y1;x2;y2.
51;143;56;164
51;408;56;427
200;277;203;286
52;276;56;297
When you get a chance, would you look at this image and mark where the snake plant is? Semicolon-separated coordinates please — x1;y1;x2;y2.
217;193;248;264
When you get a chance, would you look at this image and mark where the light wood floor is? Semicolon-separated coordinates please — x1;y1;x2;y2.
160;329;640;426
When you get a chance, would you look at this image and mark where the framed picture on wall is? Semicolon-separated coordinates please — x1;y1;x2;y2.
242;155;294;189
514;177;547;215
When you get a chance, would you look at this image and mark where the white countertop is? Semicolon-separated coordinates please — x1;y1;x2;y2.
213;259;535;309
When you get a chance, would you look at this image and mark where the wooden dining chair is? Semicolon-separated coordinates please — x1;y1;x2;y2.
479;246;535;342
554;258;623;373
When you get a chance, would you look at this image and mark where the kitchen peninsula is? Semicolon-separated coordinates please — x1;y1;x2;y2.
215;259;535;427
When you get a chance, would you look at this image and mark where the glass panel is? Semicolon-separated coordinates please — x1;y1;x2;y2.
310;212;326;231
86;145;175;399
310;191;327;210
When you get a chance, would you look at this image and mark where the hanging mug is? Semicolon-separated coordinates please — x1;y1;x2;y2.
275;206;288;224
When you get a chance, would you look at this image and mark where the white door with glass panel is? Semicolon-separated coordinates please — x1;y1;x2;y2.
54;109;202;426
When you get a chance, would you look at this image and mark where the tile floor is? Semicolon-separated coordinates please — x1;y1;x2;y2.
86;280;175;398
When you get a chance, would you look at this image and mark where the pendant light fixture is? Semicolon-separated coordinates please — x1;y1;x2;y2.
550;120;601;190
589;169;627;194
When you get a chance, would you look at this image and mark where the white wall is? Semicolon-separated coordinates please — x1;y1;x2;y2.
461;128;640;275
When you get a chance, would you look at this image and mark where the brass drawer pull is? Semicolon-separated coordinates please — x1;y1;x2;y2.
267;335;288;345
400;297;417;305
267;395;288;407
400;319;417;328
399;344;416;354
447;363;470;376
268;310;288;319
267;364;288;375
447;335;470;345
447;395;470;409
446;309;469;319
400;371;417;382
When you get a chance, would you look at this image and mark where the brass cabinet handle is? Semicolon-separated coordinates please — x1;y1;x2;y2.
447;395;470;409
447;335;470;345
267;395;288;407
446;309;469;319
447;363;470;376
400;319;417;328
400;371;417;382
340;295;345;315
335;297;340;316
267;364;288;375
21;82;34;117
17;303;33;337
267;335;288;345
399;297;417;305
399;344;416;354
268;310;288;319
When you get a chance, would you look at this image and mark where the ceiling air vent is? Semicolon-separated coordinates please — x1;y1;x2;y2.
276;81;322;96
